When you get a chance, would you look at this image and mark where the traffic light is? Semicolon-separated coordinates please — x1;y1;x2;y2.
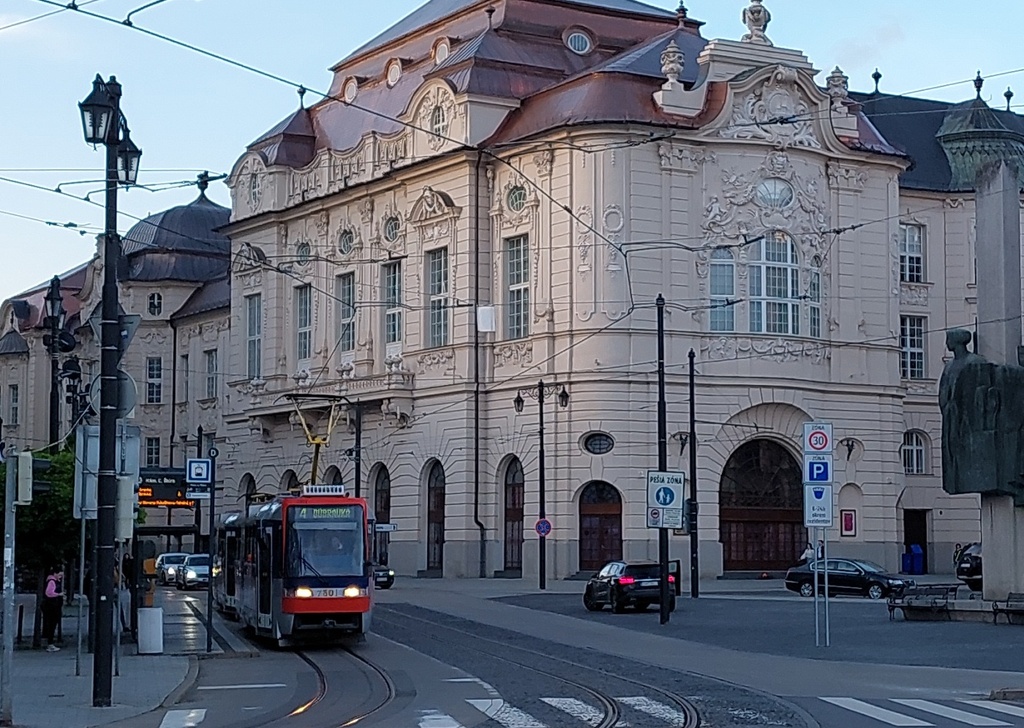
16;452;32;505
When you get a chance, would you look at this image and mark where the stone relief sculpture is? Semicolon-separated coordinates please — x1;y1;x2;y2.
939;328;1024;505
717;67;820;149
741;0;773;46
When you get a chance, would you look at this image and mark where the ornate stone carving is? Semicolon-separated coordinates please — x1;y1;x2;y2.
943;197;966;209
889;232;901;297
603;205;624;234
660;40;685;85
494;341;533;368
741;0;773;46
657;144;716;172
359;198;374;224
416;87;457;152
826;67;849;105
374;132;408;169
237;156;265;216
330;146;367;188
533;149;554;178
900;283;931;306
417;349;455;373
827;161;868;191
576;205;594;270
717;67;820;149
701;336;830;364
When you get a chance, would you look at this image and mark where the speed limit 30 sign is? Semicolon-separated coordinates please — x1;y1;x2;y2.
803;423;833;453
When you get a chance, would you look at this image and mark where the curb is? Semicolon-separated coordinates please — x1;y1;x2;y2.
161;655;200;708
990;688;1024;701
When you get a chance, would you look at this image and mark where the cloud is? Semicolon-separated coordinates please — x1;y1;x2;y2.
832;18;907;68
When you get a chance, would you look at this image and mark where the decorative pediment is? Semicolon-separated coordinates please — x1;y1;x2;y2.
230;154;268;216
409;187;461;225
415;85;457;152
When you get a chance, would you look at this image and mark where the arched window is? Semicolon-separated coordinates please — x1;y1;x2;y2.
374;466;391;523
430;105;449;139
426;461;446;571
281;469;299;492
901;431;928;475
749;231;800;335
503;457;525;572
709;248;735;332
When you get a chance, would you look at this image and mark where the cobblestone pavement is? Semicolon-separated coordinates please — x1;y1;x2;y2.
377;603;812;728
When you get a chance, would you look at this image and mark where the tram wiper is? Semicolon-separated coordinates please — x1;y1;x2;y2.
299;554;329;585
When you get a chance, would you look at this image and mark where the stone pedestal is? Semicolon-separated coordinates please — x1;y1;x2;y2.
975;161;1022;365
982;494;1024;600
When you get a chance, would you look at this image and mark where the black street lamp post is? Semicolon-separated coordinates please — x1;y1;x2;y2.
43;276;66;454
513;380;569;590
78;74;141;708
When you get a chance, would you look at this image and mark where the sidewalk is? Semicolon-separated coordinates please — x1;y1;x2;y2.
4;587;254;728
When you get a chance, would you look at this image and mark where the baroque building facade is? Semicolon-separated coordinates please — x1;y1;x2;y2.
6;0;1012;578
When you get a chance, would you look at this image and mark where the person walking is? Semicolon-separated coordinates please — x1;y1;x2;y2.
41;567;63;652
799;542;815;564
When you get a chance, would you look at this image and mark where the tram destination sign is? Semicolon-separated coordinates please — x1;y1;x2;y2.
138;468;194;508
292;505;362;521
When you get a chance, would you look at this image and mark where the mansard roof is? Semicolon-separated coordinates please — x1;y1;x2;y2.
0;330;29;356
171;277;230;321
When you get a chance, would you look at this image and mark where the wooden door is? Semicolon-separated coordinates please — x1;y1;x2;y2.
579;482;622;572
503;458;525;572
426;462;445;572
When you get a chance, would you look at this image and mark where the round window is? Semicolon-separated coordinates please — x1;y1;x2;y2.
582;432;615;455
296;241;311;264
430;105;449;138
343;78;358;103
434;39;450;65
383;216;401;243
507;186;527;212
386;61;402;87
339;229;355;255
566;31;593;55
755;178;795;210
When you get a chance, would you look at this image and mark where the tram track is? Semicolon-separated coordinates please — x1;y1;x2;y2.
377;608;699;728
285;645;396;727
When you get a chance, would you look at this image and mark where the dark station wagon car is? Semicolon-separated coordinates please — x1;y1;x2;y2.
583;561;676;613
784;558;912;600
955;542;982;592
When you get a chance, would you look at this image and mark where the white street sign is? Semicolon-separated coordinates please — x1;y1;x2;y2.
647;471;684;530
803;453;833;484
186;488;211;501
803;422;833;453
186;458;212;484
803;484;834;527
375;523;398;533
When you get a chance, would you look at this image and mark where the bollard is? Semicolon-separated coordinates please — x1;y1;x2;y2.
16;604;23;645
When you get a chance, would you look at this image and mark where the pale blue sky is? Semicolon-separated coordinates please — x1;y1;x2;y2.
1;0;1020;303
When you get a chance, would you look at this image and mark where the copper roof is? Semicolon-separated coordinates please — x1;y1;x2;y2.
11;261;89;331
172;277;230;321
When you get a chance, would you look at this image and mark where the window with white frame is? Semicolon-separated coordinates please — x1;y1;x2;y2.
899;223;924;283
145;437;161;468
809;267;822;339
383;262;403;344
900;315;926;379
295;284;312;362
506;235;530;339
336;273;355;352
205;349;218;399
427;247;449;347
901;431;928;475
8;384;18;426
749;232;800;335
146;357;163;404
148;292;162;316
245;293;262;379
709;248;735;332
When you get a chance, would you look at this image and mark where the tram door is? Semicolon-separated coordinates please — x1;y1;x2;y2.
257;526;273;628
225;529;238;603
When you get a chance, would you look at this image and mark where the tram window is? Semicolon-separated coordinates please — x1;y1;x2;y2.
286;521;364;578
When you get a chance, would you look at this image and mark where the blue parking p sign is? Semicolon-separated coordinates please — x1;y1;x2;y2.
803;454;832;484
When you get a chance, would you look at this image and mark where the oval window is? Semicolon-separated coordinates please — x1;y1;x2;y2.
755;178;795;210
434;39;450;66
383;216;401;243
296;241;311;264
386;61;402;87
507;185;527;213
343;78;358;103
339;230;355;255
582;432;614;455
566;31;593;55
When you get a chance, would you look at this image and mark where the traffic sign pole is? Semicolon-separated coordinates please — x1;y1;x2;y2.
803;421;834;649
656;295;670;625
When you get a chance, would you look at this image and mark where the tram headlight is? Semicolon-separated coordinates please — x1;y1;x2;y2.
294;587;313;598
343;586;365;598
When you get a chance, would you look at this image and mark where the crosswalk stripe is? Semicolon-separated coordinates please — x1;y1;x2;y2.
960;702;1024;719
541;698;603;727
617;697;688;726
466;699;545;727
820;698;933;727
891;700;1012;726
418;709;466;728
159;709;207;728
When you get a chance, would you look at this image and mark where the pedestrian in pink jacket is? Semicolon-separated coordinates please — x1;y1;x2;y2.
42;568;63;652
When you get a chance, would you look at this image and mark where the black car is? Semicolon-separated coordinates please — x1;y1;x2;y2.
784;558;912;600
956;543;982;592
583;561;676;613
373;565;395;589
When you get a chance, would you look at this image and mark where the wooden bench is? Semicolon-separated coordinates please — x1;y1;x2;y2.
888;585;957;621
993;592;1024;624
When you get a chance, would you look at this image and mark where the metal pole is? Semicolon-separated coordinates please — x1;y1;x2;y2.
538;379;546;591
114;544;120;678
206;446;217;654
75;515;86;677
48;277;61;456
2;448;17;726
194;427;203;550
823;530;830;647
93;77;122;708
688;349;699;598
354;405;362;498
656;296;670;625
814;527;820;647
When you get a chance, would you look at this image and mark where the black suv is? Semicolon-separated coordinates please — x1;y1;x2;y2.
583;561;676;613
956;543;982;592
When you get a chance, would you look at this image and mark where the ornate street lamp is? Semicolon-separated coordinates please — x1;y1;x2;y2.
43;277;66;454
79;75;115;146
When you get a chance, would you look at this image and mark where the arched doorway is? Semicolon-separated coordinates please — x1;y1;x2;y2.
720;439;803;571
579;481;622;572
426;461;445;573
322;465;343;485
373;465;392;566
503;457;525;574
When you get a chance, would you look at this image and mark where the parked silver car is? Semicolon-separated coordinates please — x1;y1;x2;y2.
156;553;189;585
175;554;210;590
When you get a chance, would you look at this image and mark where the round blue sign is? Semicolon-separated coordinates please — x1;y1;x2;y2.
535;518;552;537
655;486;676;506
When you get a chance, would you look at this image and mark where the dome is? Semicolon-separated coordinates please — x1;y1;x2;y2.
121;191;230;282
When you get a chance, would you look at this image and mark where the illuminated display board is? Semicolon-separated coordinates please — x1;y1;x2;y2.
290;505;362;521
138;468;194;508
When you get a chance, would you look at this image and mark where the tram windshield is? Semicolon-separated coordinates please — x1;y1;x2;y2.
285;504;365;578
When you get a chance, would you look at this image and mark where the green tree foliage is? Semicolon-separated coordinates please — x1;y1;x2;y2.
0;450;79;572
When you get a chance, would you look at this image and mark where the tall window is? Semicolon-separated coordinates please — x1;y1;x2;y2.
899;223;924;283
901;431;927;475
245;293;262;379
148;292;162;316
749;232;800;335
8;384;18;426
204;349;218;399
383;262;403;344
145;437;161;467
180;355;189;401
146;357;163;404
809;269;822;339
900;315;925;379
709;248;735;332
295;284;312;362
506;235;530;339
427;247;449;347
336;273;355;352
